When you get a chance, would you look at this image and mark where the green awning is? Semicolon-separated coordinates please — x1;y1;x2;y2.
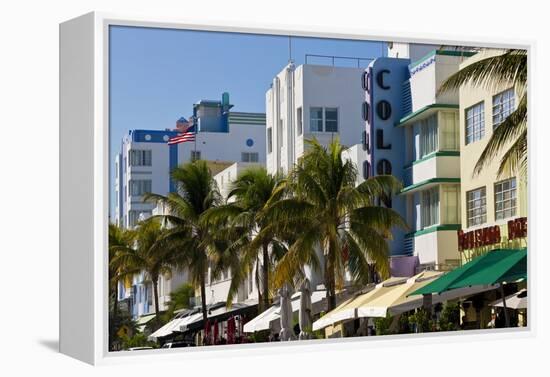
411;248;527;295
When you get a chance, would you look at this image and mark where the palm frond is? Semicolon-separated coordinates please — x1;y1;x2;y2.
438;49;527;94
497;129;527;178
473;93;527;176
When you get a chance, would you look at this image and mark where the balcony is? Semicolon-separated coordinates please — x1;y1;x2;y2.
402;151;460;192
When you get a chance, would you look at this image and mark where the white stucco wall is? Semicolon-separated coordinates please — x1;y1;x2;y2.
266;63;365;175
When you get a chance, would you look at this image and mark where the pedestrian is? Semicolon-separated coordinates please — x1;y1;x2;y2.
487;312;496;328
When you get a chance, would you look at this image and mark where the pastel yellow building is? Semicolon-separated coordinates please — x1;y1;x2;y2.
458;50;527;264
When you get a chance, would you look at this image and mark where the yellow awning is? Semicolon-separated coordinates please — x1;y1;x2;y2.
312;272;442;331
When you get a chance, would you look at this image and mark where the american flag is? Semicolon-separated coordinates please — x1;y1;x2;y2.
176;117;192;132
167;129;196;145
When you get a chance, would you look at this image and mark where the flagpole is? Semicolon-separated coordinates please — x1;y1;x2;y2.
193;117;197;161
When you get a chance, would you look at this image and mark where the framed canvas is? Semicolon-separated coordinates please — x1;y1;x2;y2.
60;12;532;365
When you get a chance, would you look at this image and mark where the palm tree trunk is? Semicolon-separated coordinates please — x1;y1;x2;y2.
325;242;337;312
152;276;161;324
113;283;119;320
262;242;270;312
200;271;208;325
255;257;263;312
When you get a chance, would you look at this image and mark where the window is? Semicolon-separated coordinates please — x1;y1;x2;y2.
442;185;460;224
465;102;485;144
241;152;259;163
297;107;303;136
325;108;338;132
376;159;392;175
419;114;438;157
129;179;152;196
310;107;324;132
361;71;370;92
467;187;487;227
267;128;273;154
495;178;517;220
129;149;152;167
361;130;369;151
362;161;371;180
421;187;439;228
362;102;370;122
440;111;459;151
309;107;338;132
190;150;201;161
128;210;152;227
493;88;515;128
278;119;284;147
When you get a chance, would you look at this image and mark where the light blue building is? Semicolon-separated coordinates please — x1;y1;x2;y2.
114;93;266;319
364;46;476;277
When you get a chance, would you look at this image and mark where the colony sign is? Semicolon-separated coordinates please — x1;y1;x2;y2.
457;217;527;251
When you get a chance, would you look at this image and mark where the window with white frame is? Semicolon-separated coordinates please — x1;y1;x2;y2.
325;108;338;132
419;114;438;157
267;128;273;154
494;178;517;220
421;186;439;228
241;152;259;163
309;107;324;132
442;185;460;224
440;111;459;150
129;179;152;196
467;187;487;227
465;102;485;144
492;88;515;128
297;107;303;136
309;107;338;132
129;149;152;166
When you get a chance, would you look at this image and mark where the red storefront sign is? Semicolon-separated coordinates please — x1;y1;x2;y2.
457;217;527;251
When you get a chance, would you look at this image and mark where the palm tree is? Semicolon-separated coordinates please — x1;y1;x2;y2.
261;138;407;311
204;167;288;312
439;49;527;177
108;223;135;349
109;219;176;324
144;161;225;326
108;223;134;319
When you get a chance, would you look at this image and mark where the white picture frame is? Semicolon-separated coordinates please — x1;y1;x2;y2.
59;11;533;365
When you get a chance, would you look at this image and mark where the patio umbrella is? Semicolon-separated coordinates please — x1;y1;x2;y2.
491;289;527;309
299;279;312;340
279;283;294;341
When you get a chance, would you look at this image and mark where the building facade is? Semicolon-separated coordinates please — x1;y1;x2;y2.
266;62;369;289
114;93;267;318
115;95;266;229
265;62;366;175
457;50;527;264
364;49;476;276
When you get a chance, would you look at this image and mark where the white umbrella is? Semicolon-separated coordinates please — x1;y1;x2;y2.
490;289;527;309
279;283;294;341
298;279;312;340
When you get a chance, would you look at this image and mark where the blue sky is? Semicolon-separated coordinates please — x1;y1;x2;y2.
109;25;386;217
